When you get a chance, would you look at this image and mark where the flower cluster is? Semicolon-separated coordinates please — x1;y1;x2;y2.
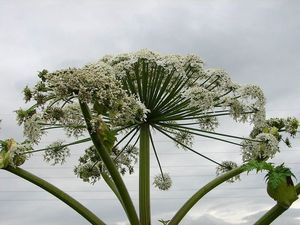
74;145;138;184
182;86;215;110
0;139;32;168
241;133;279;162
284;117;299;137
198;116;219;131
43;141;70;165
101;49;205;81
20;60;150;143
23;114;45;144
216;161;240;183
174;130;193;150
153;173;172;191
18;49;273;190
225;85;265;126
250;117;299;148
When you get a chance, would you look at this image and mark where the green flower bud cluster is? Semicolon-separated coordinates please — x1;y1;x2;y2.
0;139;32;168
250;117;299;148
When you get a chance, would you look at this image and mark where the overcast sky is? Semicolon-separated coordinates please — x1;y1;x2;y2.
0;1;300;225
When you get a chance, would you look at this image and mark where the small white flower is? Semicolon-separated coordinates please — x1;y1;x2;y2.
183;86;215;111
44;140;70;165
284;117;299;136
153;173;172;191
74;162;102;184
216;161;240;183
10;141;32;167
227;98;249;123
205;69;235;91
198;116;219;131
62;104;86;137
241;133;279;162
239;85;265;106
174;131;193;150
23;114;45;144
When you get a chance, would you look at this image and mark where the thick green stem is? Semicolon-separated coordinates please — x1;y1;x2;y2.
169;166;245;225
101;172;125;210
5;166;105;225
254;183;300;225
79;101;140;225
139;123;151;225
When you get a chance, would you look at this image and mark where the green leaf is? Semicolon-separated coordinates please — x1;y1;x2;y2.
93;101;108;115
243;160;274;174
158;219;170;225
265;164;296;189
97;120;116;152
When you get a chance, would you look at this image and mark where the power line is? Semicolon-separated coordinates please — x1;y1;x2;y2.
0;187;266;193
1;171;299;179
0;195;272;202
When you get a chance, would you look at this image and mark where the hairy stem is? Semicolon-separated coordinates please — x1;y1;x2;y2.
139;123;151;225
169;166;245;225
5;166;105;225
253;183;300;225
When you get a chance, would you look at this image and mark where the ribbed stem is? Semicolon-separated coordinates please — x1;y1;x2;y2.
79;101;140;225
5;166;105;225
139;123;151;225
254;183;300;225
169;166;245;225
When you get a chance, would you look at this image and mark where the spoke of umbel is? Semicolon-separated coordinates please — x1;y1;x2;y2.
152;124;225;168
149;131;165;180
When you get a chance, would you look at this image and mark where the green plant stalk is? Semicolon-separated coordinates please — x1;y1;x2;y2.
169;166;245;225
254;183;300;225
79;101;140;225
139;123;151;225
5;166;105;225
101;172;125;210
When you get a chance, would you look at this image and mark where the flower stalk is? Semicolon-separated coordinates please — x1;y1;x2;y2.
5;166;105;225
254;183;300;225
79;101;140;225
169;166;246;225
139;123;151;225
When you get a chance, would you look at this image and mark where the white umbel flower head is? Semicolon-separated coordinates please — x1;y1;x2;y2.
242;133;279;162
216;161;240;183
205;69;236;92
11;141;33;167
23;114;45;144
183;86;215;111
285;117;299;136
174;131;193;150
198;116;219;131
43;141;70;165
153;173;172;191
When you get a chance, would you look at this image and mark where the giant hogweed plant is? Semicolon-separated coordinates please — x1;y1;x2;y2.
0;50;299;225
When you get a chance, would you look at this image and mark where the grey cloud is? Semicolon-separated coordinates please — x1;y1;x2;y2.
1;0;300;224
